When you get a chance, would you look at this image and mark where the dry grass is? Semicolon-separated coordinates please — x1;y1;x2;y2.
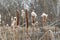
0;26;59;40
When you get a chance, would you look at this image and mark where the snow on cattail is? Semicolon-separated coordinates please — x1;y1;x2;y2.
41;12;48;18
31;10;37;18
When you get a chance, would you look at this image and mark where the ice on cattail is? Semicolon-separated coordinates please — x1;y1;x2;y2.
41;12;48;18
21;9;25;18
31;10;37;18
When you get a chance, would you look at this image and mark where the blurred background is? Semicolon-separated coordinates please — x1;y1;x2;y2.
0;0;58;26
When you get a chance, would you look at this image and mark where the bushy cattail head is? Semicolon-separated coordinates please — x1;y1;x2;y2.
31;10;37;18
41;12;48;18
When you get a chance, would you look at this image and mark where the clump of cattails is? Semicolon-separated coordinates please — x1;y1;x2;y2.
41;12;48;27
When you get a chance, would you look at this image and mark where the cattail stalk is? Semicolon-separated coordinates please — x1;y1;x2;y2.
25;10;29;40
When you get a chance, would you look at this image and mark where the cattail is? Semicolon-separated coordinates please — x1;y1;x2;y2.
21;9;25;40
31;10;37;24
25;9;30;40
31;10;37;18
11;17;17;26
31;10;37;32
31;10;37;40
21;9;25;26
25;10;29;33
16;10;20;26
41;12;48;27
11;17;17;30
11;17;17;40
